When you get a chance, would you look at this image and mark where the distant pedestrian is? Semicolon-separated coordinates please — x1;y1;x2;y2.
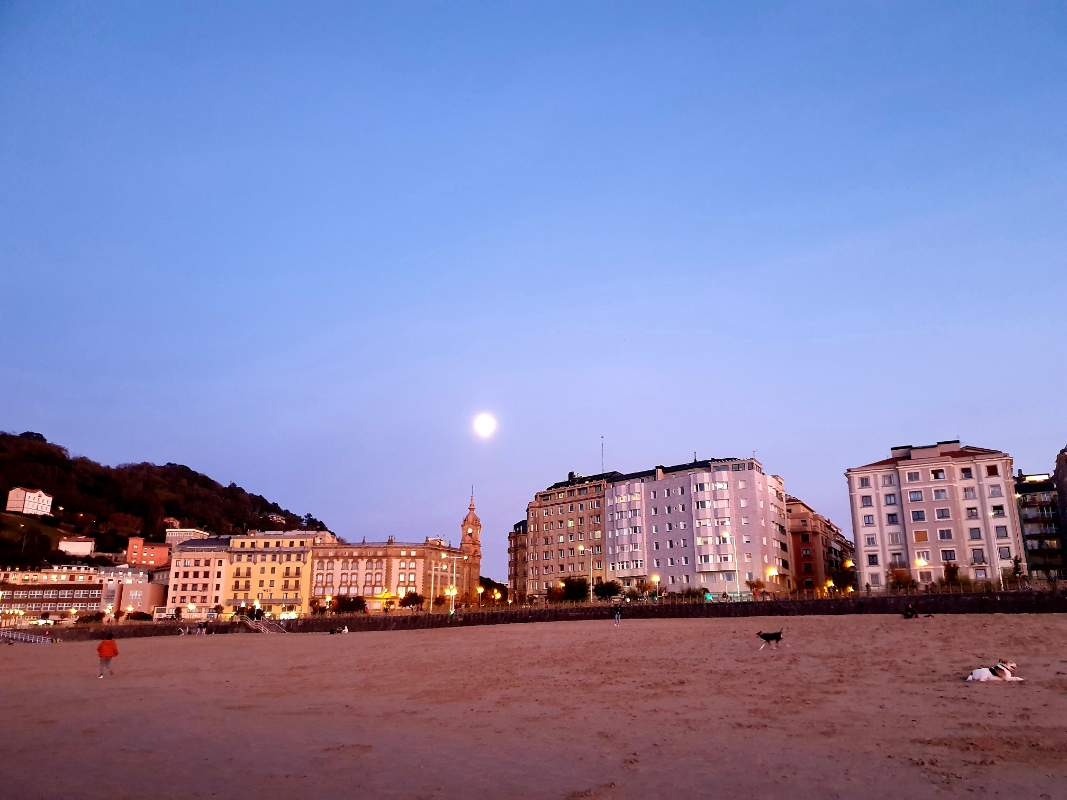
721;592;728;602
613;605;622;627
97;634;118;679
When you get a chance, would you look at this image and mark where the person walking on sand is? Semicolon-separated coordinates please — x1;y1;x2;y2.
613;604;622;627
97;634;119;679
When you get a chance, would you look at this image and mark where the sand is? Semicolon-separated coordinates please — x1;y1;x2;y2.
2;615;1066;799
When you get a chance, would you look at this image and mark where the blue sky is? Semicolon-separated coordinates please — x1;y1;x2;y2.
2;2;1065;580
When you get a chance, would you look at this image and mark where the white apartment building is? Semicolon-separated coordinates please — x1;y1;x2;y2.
606;457;792;597
846;441;1025;590
6;487;53;516
165;528;210;547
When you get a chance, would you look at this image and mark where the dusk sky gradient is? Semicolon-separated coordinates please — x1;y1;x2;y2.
2;2;1065;580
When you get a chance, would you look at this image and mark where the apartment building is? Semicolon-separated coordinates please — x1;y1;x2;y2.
100;565;165;616
226;531;314;617
518;471;614;602
1015;472;1065;580
786;496;854;592
165;528;210;547
123;536;170;567
506;519;527;600
311;499;482;611
846;441;1025;590
6;487;53;516
0;564;102;620
58;536;96;556
605;458;791;596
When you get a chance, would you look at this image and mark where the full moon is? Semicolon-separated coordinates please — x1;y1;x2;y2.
473;413;497;438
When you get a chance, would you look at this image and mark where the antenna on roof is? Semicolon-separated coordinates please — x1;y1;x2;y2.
694;451;697;462
601;436;604;472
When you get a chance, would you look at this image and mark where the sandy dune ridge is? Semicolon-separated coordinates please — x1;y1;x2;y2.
2;615;1066;798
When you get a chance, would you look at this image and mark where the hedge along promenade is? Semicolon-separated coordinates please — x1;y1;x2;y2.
43;590;1067;642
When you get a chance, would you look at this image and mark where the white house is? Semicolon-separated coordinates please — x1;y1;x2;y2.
6;487;53;516
58;536;96;556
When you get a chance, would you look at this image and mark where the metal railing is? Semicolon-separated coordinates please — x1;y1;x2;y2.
0;629;56;644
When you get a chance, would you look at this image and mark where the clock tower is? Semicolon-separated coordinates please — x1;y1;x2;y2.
460;495;482;600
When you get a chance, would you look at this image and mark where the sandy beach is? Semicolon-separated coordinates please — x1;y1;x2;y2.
3;614;1066;799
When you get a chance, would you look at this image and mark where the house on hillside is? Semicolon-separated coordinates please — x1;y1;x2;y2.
6;487;53;516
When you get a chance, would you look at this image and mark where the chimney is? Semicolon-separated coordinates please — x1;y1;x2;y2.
568;471;575;480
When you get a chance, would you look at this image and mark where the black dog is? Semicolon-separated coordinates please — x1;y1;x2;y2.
756;630;783;650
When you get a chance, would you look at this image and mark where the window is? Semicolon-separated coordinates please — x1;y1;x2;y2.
933;489;948;500
909;491;923;502
938;529;953;540
884;494;897;506
995;526;1008;539
867;554;879;566
882;475;895;486
915;550;931;562
803;563;813;572
861;496;873;507
968;528;982;540
865;536;876;547
869;573;881;586
963;487;976;500
931;469;945;480
935;508;951;520
961;467;973;479
986;465;999;477
801;548;811;557
998;547;1011;560
914;530;928;542
912;510;926;522
940;549;956;562
966;508;978;518
907;472;920;482
972;549;986;565
859;477;871;488
992;505;1005;517
863;515;874;526
989;485;1003;498
886;513;899;525
889;533;901;545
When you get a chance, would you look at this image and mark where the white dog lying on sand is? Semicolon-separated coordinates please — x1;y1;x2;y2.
966;660;1023;682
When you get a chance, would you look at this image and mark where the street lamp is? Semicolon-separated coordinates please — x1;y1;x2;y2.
579;545;593;602
325;595;332;615
477;586;484;606
652;575;660;600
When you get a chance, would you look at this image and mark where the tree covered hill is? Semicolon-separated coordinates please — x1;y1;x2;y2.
0;431;327;562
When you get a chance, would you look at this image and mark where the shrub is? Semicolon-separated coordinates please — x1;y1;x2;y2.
75;612;105;625
397;593;423;610
335;595;367;613
594;580;622;600
126;611;153;621
562;577;589;602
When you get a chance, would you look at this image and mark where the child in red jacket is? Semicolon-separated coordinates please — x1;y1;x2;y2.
97;634;119;678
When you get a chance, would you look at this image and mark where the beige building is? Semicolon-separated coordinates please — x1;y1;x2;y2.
0;564;102;620
225;531;315;617
165;528;210;547
167;537;231;618
58;536;96;557
846;441;1026;590
99;565;165;616
311;499;482;612
514;472;611;602
786;496;854;593
6;487;53;516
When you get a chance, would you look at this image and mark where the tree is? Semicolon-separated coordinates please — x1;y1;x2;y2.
887;568;916;590
335;595;367;613
546;584;566;603
398;592;424;611
213;604;224;614
127;611;152;621
594;580;622;600
75;612;105;625
635;580;655;597
562;577;589;602
941;562;961;585
745;579;765;593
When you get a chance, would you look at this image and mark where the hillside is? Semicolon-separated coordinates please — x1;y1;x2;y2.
0;431;327;567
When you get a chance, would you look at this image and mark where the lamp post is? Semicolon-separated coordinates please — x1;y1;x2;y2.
579;545;593;602
652;575;660;601
443;554;468;615
477;586;484;607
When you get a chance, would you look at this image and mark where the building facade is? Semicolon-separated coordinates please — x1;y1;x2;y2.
1015;472;1065;581
165;528;210;547
58;536;96;556
166;537;231;618
225;531;314;617
100;565;166;616
506;519;528;601
123;537;170;567
6;487;53;516
605;458;791;597
518;471;614;602
786;496;854;593
310;499;482;612
846;441;1026;590
0;564;102;621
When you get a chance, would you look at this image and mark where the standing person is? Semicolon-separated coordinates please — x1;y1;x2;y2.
613;604;622;627
97;634;119;679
